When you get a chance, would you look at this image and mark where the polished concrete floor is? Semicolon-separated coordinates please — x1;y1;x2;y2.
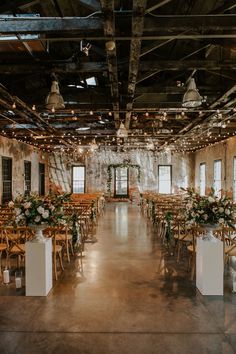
1;203;236;353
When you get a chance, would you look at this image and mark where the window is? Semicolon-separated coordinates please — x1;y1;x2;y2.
72;166;85;193
199;163;206;196
213;160;222;197
24;161;31;196
234;157;236;202
115;167;129;197
2;157;12;204
39;163;45;196
158;165;172;194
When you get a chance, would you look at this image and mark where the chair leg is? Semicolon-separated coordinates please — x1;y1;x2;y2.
64;241;70;263
53;253;58;280
58;251;64;271
69;241;74;256
190;254;196;281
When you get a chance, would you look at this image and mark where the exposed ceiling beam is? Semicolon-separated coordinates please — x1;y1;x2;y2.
3;14;236;34
6;33;236;42
0;17;102;33
143;14;236;32
125;0;147;129
100;0;120;128
3;60;236;75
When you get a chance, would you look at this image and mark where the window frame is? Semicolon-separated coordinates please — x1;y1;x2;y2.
24;160;31;196
199;162;206;196
213;159;222;197
2;157;12;204
158;165;172;194
72;165;86;194
233;157;236;202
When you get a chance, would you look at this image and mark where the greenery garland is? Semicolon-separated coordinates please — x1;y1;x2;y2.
107;163;141;192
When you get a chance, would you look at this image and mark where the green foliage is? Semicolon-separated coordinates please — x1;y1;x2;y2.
107;163;141;192
182;187;236;227
8;192;70;226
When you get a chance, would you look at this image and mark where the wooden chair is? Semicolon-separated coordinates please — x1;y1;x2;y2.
6;227;31;269
54;225;74;262
45;227;64;280
0;227;8;271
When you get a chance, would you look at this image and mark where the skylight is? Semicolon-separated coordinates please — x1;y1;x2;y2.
86;77;97;86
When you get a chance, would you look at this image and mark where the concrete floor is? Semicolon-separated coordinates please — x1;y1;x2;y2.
0;202;236;353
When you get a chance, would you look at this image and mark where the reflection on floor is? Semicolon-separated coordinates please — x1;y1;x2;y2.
0;202;236;353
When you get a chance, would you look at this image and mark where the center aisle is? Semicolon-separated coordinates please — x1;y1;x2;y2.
0;202;235;353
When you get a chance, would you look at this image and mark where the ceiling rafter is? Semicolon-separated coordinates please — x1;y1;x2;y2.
100;0;120;128
125;0;147;130
3;14;236;34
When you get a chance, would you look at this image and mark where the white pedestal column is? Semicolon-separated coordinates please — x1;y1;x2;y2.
196;238;224;296
25;238;52;296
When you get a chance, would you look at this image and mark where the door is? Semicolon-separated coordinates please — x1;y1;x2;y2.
114;167;129;197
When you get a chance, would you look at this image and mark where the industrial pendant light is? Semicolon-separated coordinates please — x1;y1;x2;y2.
182;78;202;108
45;79;65;110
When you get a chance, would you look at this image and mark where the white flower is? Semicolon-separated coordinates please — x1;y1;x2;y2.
225;209;230;215
199;210;204;214
203;214;208;220
37;206;44;214
219;207;224;213
15;215;24;223
208;196;215;203
25;210;30;216
23;202;31;209
191;212;196;217
219;218;224;224
49;205;55;211
15;208;21;216
34;216;41;222
42;211;49;219
59;219;66;225
8;201;14;208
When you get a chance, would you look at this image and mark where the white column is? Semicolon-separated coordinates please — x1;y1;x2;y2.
25;238;52;296
196;238;224;296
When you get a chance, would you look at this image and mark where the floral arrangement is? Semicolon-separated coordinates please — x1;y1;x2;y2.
182;187;236;227
8;193;71;226
107;163;141;192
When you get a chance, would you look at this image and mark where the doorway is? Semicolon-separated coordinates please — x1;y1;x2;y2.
114;167;129;198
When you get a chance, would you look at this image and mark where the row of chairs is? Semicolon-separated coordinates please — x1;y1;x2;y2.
141;192;236;281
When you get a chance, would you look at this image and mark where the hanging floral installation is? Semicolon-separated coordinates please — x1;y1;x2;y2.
107;163;141;192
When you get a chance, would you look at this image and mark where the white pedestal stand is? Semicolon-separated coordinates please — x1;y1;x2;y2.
25;238;52;296
196;238;224;295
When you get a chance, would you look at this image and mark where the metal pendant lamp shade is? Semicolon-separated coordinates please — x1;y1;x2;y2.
117;122;128;137
45;80;65;110
182;78;202;108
